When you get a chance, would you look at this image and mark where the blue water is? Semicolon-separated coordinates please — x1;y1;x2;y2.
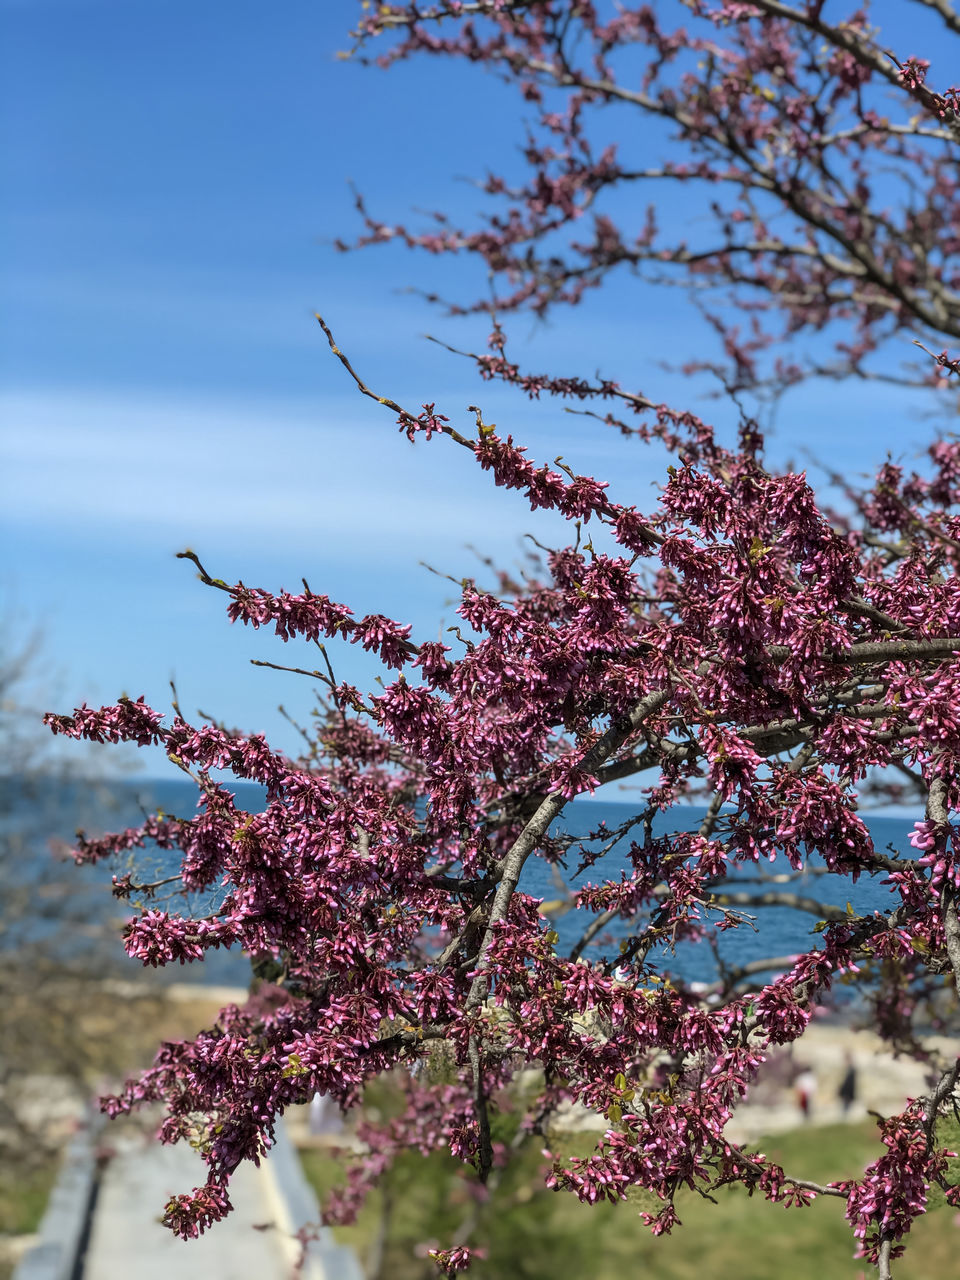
537;802;917;987
0;777;920;991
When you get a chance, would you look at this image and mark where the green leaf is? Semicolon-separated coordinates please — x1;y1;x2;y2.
281;1053;308;1080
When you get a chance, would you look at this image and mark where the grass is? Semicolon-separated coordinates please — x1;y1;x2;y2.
300;1114;960;1280
0;1158;60;1280
0;1160;60;1237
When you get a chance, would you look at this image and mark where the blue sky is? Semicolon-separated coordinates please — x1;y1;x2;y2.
0;0;942;775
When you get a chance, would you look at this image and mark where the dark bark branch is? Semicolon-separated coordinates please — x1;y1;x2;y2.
878;1236;893;1280
766;637;960;665
709;890;849;920
468;1035;494;1184
925;776;960;1000
467;683;675;1010
569;907;619;962
712;953;812;988
944;897;960;1003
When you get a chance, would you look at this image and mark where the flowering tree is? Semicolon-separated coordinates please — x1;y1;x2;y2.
45;3;960;1277
348;0;960;398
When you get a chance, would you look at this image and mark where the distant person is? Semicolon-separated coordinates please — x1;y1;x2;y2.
795;1067;816;1120
838;1053;858;1114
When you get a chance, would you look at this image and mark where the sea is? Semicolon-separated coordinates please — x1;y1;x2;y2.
0;776;922;993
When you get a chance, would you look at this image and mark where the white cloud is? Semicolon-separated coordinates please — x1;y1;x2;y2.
1;386;587;564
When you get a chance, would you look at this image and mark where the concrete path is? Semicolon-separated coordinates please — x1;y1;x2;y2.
14;1109;363;1280
81;1133;295;1280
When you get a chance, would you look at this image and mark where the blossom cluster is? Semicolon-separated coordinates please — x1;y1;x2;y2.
47;391;960;1265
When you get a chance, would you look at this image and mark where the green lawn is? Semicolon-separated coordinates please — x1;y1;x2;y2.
300;1117;960;1280
0;1159;59;1238
0;1157;60;1280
